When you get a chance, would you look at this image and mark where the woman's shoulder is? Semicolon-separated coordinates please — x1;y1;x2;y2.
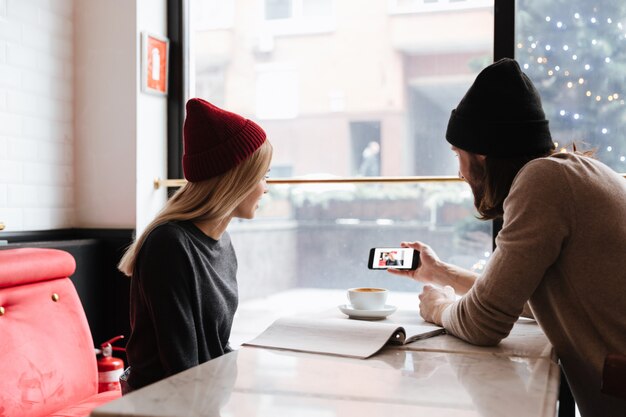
142;222;191;254
146;221;186;239
135;222;196;286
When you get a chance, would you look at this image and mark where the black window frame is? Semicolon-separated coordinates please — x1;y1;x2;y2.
166;0;188;185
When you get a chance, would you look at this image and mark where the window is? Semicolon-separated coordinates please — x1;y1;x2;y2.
255;63;299;119
193;0;234;30
190;1;494;177
261;0;335;35
389;0;492;14
265;0;292;20
188;0;495;298
195;66;226;107
264;0;333;20
516;0;626;172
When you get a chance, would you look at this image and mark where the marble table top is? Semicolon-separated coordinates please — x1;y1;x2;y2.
91;288;559;417
91;347;559;417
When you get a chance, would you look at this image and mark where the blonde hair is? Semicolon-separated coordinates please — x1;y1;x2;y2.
118;140;273;277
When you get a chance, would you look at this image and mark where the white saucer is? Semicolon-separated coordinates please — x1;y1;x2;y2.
338;304;397;320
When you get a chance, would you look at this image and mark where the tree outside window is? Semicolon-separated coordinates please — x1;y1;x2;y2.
517;0;626;171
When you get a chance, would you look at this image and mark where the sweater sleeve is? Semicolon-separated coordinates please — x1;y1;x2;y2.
136;225;201;376
442;159;573;346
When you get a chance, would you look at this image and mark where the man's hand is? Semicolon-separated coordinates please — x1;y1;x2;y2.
418;285;456;325
387;241;443;285
388;241;478;296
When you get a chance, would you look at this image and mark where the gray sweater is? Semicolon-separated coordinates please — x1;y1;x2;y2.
125;221;238;391
442;153;626;416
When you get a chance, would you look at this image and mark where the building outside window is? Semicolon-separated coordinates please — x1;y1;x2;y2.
255;63;299;120
265;0;292;20
265;0;333;20
389;0;493;14
184;0;626;300
188;0;494;299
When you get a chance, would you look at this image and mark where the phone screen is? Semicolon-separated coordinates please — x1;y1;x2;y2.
368;248;420;270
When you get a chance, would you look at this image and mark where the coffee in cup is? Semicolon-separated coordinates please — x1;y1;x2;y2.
347;287;388;310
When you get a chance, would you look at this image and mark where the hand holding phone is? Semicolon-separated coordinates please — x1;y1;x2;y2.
368;247;420;270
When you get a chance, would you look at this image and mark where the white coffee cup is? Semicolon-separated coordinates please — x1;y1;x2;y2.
347;287;388;310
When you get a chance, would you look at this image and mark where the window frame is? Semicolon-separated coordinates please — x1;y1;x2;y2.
261;0;336;36
388;0;493;15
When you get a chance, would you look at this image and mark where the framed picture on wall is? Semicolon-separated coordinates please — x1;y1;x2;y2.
141;32;169;96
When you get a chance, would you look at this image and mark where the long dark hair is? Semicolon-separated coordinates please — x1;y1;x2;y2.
472;144;594;220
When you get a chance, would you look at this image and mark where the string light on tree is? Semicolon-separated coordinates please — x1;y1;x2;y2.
517;1;626;169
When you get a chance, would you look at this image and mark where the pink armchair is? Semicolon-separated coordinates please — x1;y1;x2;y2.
0;248;121;417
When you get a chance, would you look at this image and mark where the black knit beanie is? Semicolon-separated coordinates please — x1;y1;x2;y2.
446;58;554;157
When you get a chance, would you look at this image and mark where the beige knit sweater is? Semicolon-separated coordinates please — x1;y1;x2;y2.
442;152;626;416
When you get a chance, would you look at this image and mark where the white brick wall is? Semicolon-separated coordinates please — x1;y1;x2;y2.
0;0;74;231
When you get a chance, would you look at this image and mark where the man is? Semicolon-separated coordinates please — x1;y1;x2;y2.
359;141;381;176
390;58;626;416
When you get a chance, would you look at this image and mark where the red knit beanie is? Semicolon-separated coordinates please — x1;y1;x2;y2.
182;98;267;182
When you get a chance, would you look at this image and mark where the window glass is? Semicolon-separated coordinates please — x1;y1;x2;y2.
190;0;494;177
255;63;299;119
516;1;626;171
390;0;492;14
189;0;495;297
229;182;492;300
265;0;292;20
193;0;235;30
302;0;332;18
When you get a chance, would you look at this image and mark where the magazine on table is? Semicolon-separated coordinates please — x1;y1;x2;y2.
243;311;445;359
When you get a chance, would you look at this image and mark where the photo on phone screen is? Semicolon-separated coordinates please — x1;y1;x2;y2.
368;248;420;270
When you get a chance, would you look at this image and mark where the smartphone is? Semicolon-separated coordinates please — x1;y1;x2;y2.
368;247;420;270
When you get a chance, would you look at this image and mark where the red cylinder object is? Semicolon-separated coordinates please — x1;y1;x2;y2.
97;335;125;393
97;354;124;393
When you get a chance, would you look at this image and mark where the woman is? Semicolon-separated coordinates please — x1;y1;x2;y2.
117;98;272;393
